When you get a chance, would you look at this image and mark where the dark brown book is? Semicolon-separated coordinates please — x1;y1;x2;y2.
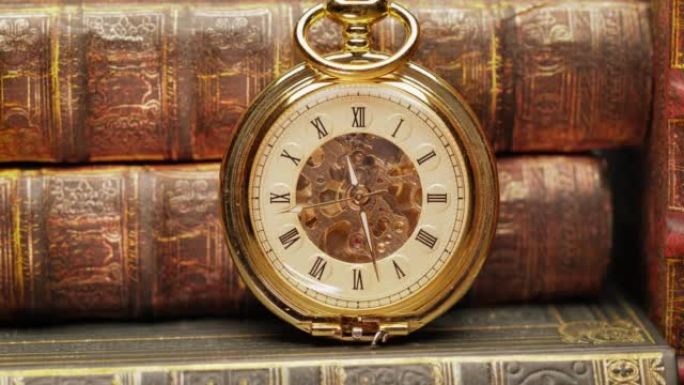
0;294;676;385
0;156;611;320
0;0;650;163
645;0;684;356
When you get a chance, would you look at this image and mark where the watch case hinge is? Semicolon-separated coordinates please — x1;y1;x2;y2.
310;319;409;344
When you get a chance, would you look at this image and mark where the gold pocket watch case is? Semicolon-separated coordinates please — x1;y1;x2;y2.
220;0;498;342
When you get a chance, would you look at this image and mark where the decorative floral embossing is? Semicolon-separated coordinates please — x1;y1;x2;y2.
48;178;120;216
521;10;573;51
167;179;214;216
606;359;640;385
559;320;645;344
0;18;40;61
644;357;666;385
500;360;594;385
341;365;434;385
86;15;158;44
205;17;260;51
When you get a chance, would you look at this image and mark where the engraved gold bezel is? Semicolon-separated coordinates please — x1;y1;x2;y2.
220;61;498;340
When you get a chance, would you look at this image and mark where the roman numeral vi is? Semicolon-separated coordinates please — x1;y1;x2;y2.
352;269;364;290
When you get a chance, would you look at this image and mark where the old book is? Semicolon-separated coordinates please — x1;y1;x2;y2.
0;295;675;385
0;156;611;321
645;0;684;355
0;0;651;163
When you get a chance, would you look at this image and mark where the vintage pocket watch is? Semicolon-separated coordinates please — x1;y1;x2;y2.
220;0;498;343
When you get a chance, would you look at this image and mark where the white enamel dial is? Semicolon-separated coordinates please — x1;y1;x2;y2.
249;83;469;310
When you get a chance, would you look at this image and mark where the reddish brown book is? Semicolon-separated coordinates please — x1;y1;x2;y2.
646;0;684;355
0;0;650;163
0;156;611;320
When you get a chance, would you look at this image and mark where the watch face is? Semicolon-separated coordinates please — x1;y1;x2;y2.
249;83;469;310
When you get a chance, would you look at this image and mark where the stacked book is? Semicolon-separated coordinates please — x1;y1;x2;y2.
0;0;678;383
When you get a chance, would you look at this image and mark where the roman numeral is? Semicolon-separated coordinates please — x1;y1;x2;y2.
415;229;438;249
352;269;364;290
308;256;327;280
311;116;328;139
269;192;291;204
352;107;366;128
278;228;300;249
391;118;404;138
393;260;406;279
280;149;301;166
417;150;437;165
427;193;447;203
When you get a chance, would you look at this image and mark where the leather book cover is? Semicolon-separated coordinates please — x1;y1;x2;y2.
645;0;684;355
0;294;676;385
0;156;611;320
0;0;651;163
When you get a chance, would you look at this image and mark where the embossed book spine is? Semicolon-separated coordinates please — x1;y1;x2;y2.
646;0;684;355
0;156;610;320
0;0;651;163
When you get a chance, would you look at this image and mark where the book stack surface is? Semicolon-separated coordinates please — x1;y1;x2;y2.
0;296;677;385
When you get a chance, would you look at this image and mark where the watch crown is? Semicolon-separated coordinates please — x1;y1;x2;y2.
326;0;389;53
326;0;388;26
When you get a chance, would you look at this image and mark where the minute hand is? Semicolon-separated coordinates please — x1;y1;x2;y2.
361;210;380;281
